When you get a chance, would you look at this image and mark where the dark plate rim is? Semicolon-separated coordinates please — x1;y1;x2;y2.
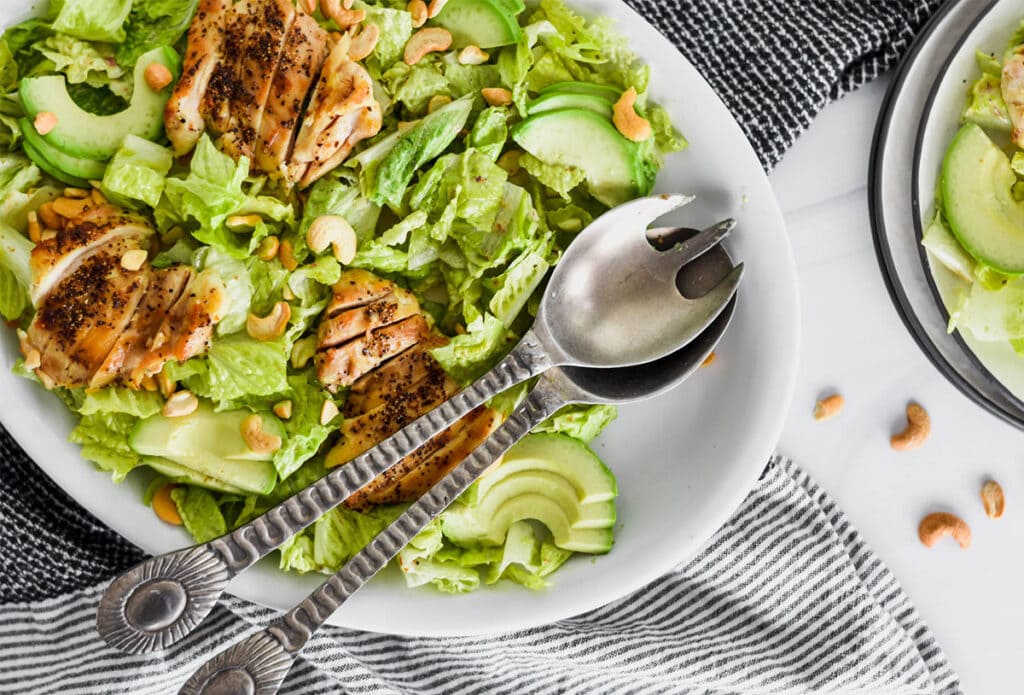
868;0;1024;430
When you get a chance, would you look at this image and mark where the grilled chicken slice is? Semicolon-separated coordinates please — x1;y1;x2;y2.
28;239;151;388
255;10;328;177
345;407;502;510
29;207;151;306
288;38;382;187
90;266;193;389
1005;50;1024;147
316;314;433;393
140;270;226;377
325;368;459;466
210;0;296;161
318;287;420;350
343;338;448;416
165;0;230;156
326;269;398;315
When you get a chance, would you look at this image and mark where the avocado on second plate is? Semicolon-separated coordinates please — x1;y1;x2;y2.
430;0;523;48
942;122;1024;274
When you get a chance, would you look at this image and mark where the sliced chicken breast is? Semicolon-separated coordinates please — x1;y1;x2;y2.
90;266;193;389
28;240;151;387
317;287;420;350
326;269;400;316
343;338;448;416
316;314;433;392
287;40;383;186
255;10;329;177
345;407;502;510
164;0;230;156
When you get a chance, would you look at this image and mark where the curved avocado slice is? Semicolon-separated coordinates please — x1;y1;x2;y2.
942;123;1024;274
20;138;90;188
430;0;522;48
511;108;656;206
19;46;181;161
527;92;613;120
19;118;107;182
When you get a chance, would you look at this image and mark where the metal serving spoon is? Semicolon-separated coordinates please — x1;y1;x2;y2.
178;244;739;695
97;194;743;655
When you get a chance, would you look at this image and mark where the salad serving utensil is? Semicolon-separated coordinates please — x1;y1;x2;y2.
179;246;739;695
96;193;743;656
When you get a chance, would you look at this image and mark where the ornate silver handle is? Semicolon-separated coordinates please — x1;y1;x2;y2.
96;331;553;655
178;374;571;695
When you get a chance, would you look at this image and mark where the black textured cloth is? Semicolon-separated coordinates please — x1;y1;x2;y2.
1;0;944;603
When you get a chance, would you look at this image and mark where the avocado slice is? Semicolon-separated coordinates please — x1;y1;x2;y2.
527;92;613;120
430;0;522;48
19;118;107;182
19;46;181;161
942;123;1024;274
20;138;90;187
441;434;617;554
511;108;656;206
142;456;250;495
539;81;622;103
130;405;284;495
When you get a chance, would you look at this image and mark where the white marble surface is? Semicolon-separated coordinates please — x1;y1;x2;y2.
769;76;1021;694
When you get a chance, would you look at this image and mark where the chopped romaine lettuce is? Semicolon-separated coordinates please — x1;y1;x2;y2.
116;0;199;66
51;0;132;44
519;152;585;199
167;334;290;409
430;312;510;383
534;404;617;443
32;34;129;97
170;486;226;544
69;412;140;482
102;135;173;209
272;374;336;481
78;388;163;418
193;247;252;335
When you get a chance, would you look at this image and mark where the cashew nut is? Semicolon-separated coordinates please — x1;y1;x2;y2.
26;211;41;243
144;63;174;91
63;187;89;199
91;187;108;206
320;399;340;426
40;230;56;242
156;368;177;398
613;87;652;142
700;351;716;368
273;400;293;420
152;484;182;526
162;390;199;418
321;0;365;28
241;414;282;455
257;235;280;261
481;87;513;106
348;23;380;62
428;94;452;113
890;402;930;451
291;335;317;369
246;301;291;341
813;393;844;421
51;196;89;218
226;214;262;230
120;249;148;271
404;27;452;65
300;0;317;14
426;0;449;17
279;239;298;271
458;45;488;65
918;512;971;549
981;480;1006;519
307;215;358;263
496;150;522;175
33;111;57;135
23;349;41;371
407;0;428;27
37;201;60;229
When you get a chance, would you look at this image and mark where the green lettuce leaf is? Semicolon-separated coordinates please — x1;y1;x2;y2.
69;412;140;482
487;248;549;326
362;5;414;71
170;486;227;543
33;34;129;96
272;374;335;481
468;106;509;161
167;334;290;408
648;104;687;153
519;152;585;199
397;520;481;593
52;0;132;43
430;312;510;383
949;277;1024;340
0;264;27;321
117;0;199;66
372;95;474;207
534;404;617;443
78;388;164;418
193;247;252;336
102;135;173;209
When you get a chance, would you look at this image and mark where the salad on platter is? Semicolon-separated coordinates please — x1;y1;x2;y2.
925;19;1024;365
0;0;685;593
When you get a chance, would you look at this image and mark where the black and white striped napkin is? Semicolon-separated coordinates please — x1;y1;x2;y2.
1;0;961;693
